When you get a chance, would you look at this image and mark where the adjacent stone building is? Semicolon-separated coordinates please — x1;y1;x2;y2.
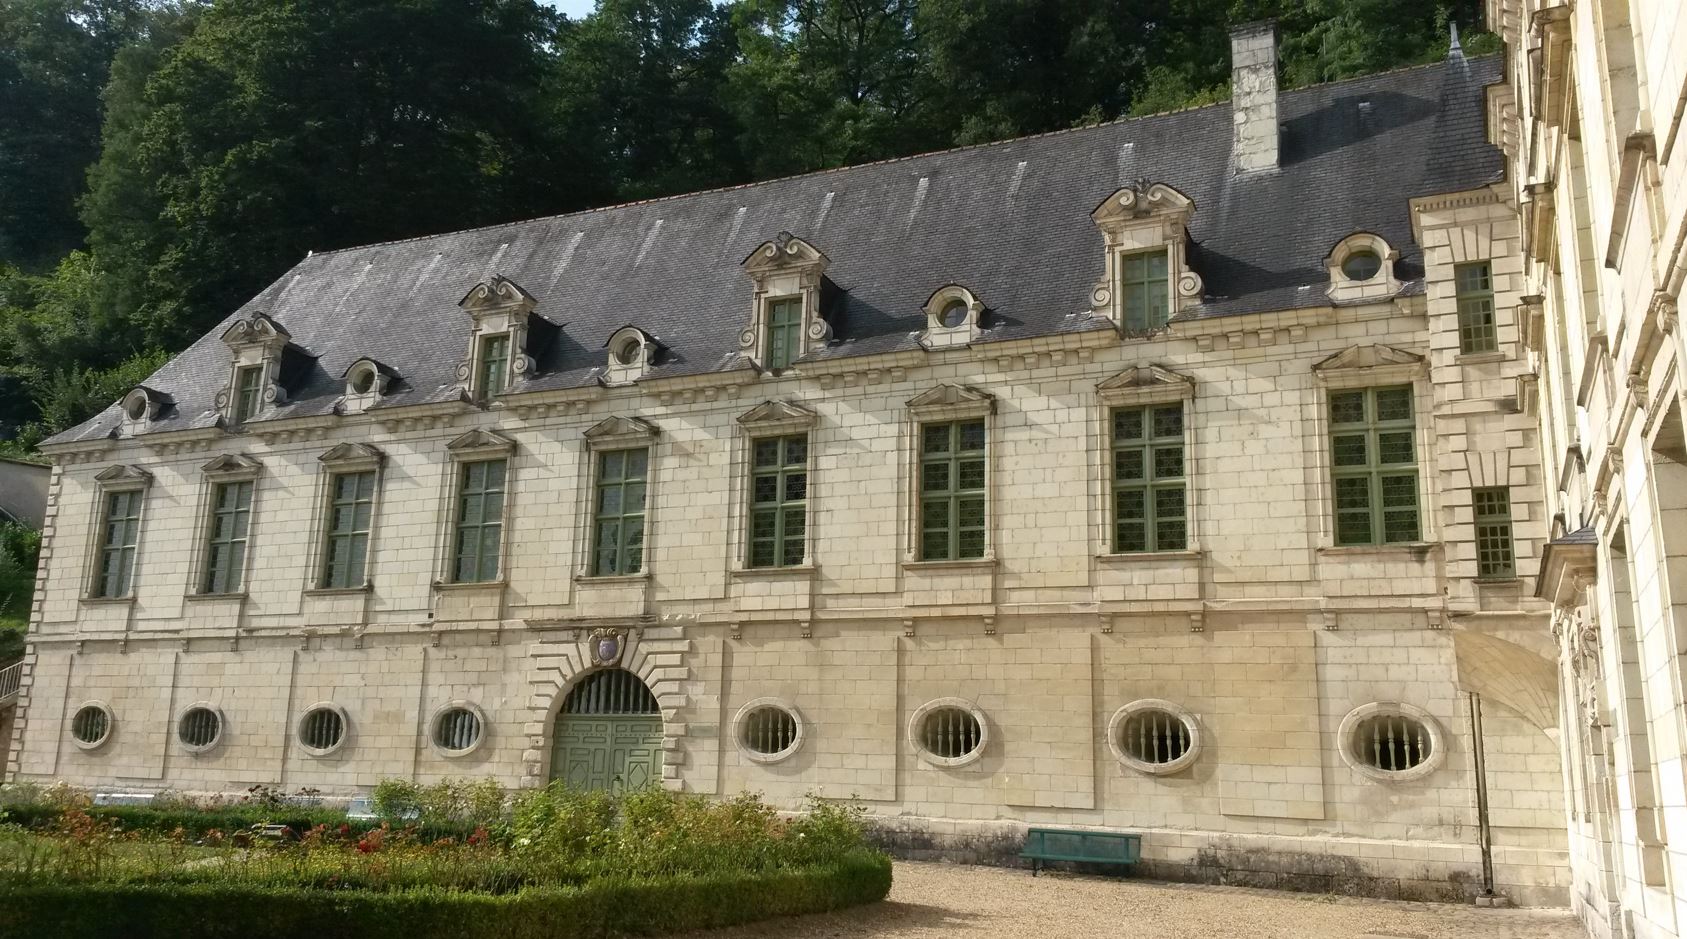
5;26;1573;905
1490;0;1687;936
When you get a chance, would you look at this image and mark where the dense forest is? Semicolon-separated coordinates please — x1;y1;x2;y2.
0;0;1495;452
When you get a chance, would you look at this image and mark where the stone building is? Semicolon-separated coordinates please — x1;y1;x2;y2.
1489;0;1687;936
4;26;1573;904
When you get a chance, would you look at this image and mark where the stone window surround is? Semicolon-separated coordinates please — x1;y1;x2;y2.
919;284;986;349
434;429;517;589
69;699;115;751
305;443;386;594
740;232;831;374
456;275;538;403
1088;182;1203;333
1323;231;1403;306
184;454;264;599
902;384;998;568
429;700;488;758
732;697;806;764
1336;701;1447;782
216;313;293;428
1094;365;1201;560
576;416;660;583
176;701;226;755
1310;347;1438;552
729;400;820;576
1107;698;1203;776
908;697;990;768
81;464;153;603
296;701;351;757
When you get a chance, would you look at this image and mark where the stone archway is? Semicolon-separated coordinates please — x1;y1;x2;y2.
550;668;662;793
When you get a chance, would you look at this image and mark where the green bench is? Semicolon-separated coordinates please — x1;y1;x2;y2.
1020;827;1142;875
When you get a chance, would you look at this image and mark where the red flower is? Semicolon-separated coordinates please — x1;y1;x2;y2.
356;839;374;854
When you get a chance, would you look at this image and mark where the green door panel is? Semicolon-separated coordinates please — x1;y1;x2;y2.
552;715;662;793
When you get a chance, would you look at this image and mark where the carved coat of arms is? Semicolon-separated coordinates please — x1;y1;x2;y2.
590;628;626;667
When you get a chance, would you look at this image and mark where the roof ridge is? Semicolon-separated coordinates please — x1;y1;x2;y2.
305;55;1491;263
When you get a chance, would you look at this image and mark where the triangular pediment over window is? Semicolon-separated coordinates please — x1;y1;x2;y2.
94;464;153;486
583;416;658;441
458;274;537;314
907;383;995;418
445;429;516;456
201;453;262;477
318;442;384;467
1096;364;1195;404
737;399;818;427
1313;343;1427;387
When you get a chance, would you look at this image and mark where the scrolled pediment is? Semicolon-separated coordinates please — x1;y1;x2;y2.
201;453;263;478
907;383;995;417
459;274;537;315
220;311;291;351
738;399;819;429
93;464;153;487
1091;181;1195;228
318;442;385;467
742;231;829;276
1096;364;1196;404
445;428;516;457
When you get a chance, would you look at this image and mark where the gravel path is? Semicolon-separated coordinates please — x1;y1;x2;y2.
682;862;1583;939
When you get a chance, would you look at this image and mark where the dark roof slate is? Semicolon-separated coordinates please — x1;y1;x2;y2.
51;54;1503;446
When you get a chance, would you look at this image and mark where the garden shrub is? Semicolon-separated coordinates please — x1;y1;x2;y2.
372;777;505;828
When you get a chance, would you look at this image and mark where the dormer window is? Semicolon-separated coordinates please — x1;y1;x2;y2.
339;358;395;416
1324;233;1401;305
603;326;656;385
920;285;984;348
117;385;169;436
234;365;263;424
456;275;538;404
218;312;298;428
1090;182;1202;336
741;231;832;374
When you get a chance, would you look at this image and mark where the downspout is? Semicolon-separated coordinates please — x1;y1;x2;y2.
1469;691;1496;900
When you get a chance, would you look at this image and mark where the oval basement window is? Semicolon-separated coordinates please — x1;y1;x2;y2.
297;705;348;755
1352;713;1432;773
1107;699;1202;775
939;299;970;329
71;702;114;750
432;704;485;756
736;701;803;762
911;699;987;766
1341;249;1382;282
178;705;223;752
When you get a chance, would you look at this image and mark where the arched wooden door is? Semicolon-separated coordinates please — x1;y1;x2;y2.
550;669;662;793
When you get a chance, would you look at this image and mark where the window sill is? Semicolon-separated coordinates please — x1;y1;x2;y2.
1318;542;1439;557
731;564;817;578
1455;351;1507;365
1473;576;1521;586
303;584;373;597
575;571;651;585
432;580;505;591
185;591;247;601
1097;549;1202;563
902;556;996;572
80;595;135;606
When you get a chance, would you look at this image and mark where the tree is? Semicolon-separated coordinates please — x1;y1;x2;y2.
0;0;152;270
82;0;597;350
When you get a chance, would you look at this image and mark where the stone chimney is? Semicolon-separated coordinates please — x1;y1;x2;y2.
1231;20;1279;174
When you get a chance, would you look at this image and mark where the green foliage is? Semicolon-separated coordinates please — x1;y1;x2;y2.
372;778;506;828
0;520;40;655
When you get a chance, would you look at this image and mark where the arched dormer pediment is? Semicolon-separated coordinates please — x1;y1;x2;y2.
603;325;659;385
920;284;985;349
740;231;832;374
1323;232;1402;305
1089;181;1203;335
1096;364;1196;406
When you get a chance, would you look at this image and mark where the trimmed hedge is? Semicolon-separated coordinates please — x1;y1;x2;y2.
0;803;475;841
0;851;893;939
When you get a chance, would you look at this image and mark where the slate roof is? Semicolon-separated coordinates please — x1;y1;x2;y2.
50;53;1504;446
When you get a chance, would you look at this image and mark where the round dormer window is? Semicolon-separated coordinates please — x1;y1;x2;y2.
614;337;642;366
122;393;148;421
939;299;969;329
348;366;376;395
1341;249;1382;282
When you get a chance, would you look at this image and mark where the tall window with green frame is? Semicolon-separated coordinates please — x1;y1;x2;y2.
202;480;253;594
1473;487;1515;578
1454;261;1497;354
749;434;807;568
1120;249;1170;334
94;489;142;598
234;365;263;424
765;298;802;371
1111;404;1186;552
320;471;376;588
919;420;986;561
1330;386;1420;546
476;334;510;399
452;459;505;583
592;448;648;575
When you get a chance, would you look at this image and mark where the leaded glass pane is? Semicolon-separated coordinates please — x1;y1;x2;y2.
918;421;989;560
746;434;809;569
1113;409;1144;441
1110;404;1186;553
592;448;648;575
1377;431;1414;465
1329;391;1365;425
1375;387;1413;422
1152;446;1183;479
